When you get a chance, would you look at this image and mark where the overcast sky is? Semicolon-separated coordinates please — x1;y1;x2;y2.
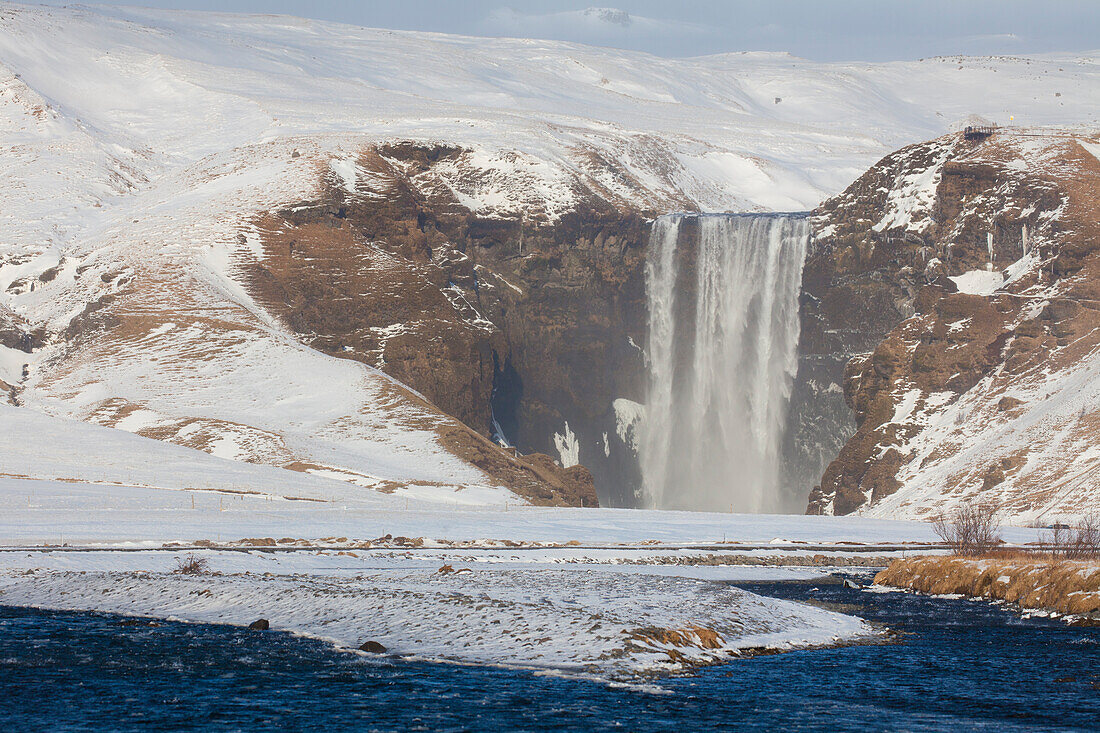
23;1;1100;61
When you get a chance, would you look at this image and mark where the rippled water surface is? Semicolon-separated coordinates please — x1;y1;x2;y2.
2;576;1097;731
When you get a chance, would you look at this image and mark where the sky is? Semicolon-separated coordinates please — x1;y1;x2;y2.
21;1;1100;61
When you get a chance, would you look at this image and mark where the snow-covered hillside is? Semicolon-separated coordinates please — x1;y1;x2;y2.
2;2;1100;508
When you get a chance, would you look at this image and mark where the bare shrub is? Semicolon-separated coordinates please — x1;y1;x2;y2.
931;502;1002;556
1043;522;1067;558
1070;514;1100;559
1043;514;1100;560
172;553;210;575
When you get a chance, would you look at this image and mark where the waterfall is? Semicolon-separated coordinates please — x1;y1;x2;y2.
640;214;809;513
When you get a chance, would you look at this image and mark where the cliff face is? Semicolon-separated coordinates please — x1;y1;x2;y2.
240;143;661;507
3;135;618;508
806;131;1100;522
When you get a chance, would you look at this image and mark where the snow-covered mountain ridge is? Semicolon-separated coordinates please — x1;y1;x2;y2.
2;2;1100;511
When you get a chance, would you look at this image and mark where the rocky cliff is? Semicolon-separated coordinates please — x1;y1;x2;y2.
805;130;1100;523
239;142;663;507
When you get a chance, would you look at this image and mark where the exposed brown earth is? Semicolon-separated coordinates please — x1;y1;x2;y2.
874;555;1100;616
628;624;725;665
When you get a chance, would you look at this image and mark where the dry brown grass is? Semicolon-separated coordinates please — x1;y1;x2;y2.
875;555;1100;615
628;625;726;654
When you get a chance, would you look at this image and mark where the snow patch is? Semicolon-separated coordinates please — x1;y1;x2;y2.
950;269;1004;295
328;157;358;194
0;345;29;385
1078;139;1100;164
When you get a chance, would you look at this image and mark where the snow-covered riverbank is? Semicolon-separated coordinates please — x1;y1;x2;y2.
0;467;1043;680
0;549;876;680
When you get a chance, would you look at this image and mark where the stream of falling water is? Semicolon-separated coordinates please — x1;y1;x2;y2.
640;214;809;513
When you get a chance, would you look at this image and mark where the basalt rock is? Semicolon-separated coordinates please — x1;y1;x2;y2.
358;640;387;653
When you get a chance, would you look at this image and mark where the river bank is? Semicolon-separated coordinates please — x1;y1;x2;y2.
874;555;1100;618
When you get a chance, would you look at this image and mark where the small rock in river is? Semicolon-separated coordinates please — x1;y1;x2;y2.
248;619;270;631
359;640;387;653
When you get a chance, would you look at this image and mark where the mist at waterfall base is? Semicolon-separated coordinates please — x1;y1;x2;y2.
640;214;809;514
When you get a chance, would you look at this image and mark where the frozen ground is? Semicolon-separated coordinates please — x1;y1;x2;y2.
0;462;1041;679
0;472;1048;548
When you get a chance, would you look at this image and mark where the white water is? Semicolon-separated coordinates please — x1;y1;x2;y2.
640;214;809;513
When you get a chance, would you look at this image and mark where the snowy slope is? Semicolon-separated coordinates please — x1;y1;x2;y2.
2;3;1098;222
2;2;1100;507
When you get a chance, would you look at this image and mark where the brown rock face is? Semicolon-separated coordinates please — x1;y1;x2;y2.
240;143;653;507
359;640;387;654
805;131;1100;519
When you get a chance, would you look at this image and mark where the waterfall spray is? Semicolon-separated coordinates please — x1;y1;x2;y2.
640;214;809;513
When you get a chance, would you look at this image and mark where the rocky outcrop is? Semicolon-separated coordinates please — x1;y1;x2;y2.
432;421;599;507
0;304;42;404
805;131;1100;521
359;640;387;653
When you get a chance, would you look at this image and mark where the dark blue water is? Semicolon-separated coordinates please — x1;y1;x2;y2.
1;575;1097;732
